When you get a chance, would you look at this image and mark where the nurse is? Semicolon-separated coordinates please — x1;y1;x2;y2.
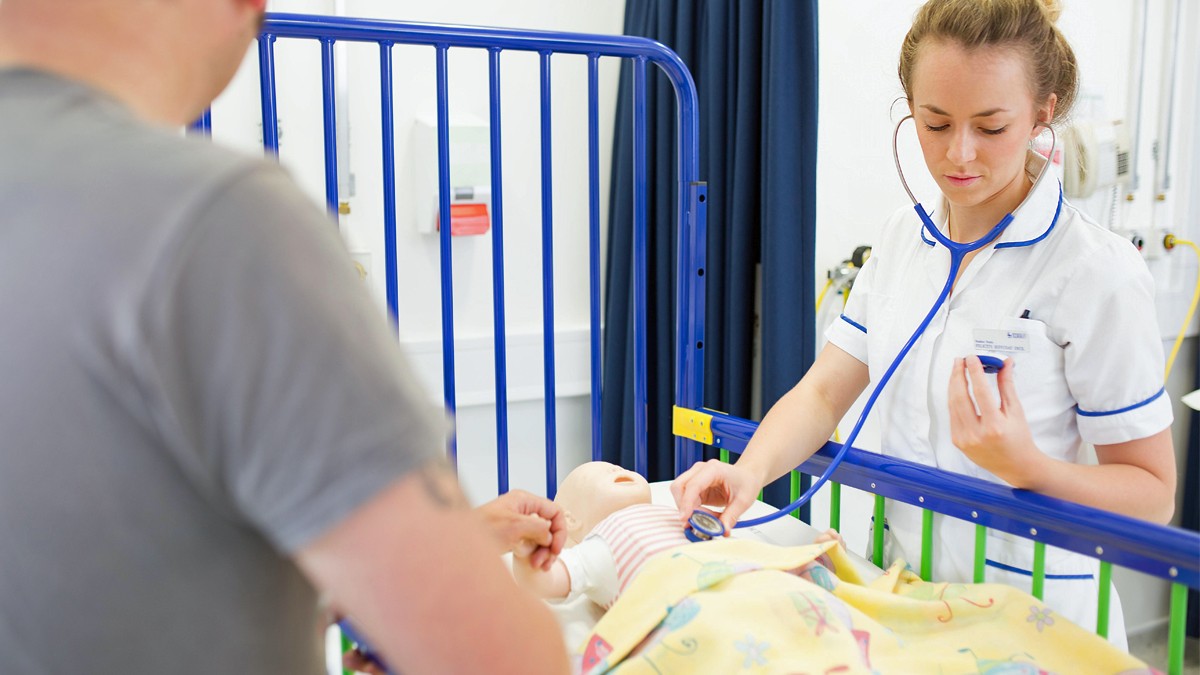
671;0;1176;649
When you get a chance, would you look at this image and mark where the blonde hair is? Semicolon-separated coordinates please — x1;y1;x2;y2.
898;0;1078;125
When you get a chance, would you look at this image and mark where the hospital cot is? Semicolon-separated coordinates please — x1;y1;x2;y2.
196;12;1200;673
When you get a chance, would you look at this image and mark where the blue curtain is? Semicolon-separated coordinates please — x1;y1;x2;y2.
602;0;819;516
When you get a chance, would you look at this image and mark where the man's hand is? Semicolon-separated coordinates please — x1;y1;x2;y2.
477;490;566;571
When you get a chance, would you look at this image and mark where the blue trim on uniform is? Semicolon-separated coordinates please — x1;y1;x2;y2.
919;209;937;247
985;559;1095;581
840;314;867;334
1077;387;1166;418
917;183;1063;250
995;184;1064;249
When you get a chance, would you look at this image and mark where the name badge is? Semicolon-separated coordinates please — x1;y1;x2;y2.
974;328;1030;354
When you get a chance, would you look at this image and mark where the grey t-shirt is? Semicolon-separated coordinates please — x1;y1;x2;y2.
0;69;445;673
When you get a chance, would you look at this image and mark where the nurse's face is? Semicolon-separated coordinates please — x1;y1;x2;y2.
909;40;1055;213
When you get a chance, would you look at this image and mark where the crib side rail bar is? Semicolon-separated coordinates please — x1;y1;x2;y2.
259;13;702;488
264;12;692;65
688;406;1200;587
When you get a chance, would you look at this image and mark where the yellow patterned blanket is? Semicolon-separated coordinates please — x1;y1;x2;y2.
576;538;1155;674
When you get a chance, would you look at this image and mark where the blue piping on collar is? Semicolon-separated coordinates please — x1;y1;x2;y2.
920;210;937;247
917;182;1064;250
996;184;1064;249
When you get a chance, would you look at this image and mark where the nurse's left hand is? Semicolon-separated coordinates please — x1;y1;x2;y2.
947;356;1041;485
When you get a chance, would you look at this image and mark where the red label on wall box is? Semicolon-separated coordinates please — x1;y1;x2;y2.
436;203;490;236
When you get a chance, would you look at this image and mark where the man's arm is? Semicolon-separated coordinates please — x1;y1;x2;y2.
294;459;569;674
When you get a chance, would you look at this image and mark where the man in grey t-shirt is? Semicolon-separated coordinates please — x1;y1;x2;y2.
0;1;568;673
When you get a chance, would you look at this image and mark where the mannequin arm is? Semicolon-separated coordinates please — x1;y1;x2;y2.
512;553;572;600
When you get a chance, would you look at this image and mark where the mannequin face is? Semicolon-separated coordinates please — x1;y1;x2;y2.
554;462;651;545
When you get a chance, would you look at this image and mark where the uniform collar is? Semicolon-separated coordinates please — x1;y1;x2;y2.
918;151;1063;250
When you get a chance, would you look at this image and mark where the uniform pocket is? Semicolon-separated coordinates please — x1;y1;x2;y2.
984;528;1096;580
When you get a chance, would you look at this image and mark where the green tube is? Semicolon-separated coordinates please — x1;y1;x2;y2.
1096;561;1112;639
1169;582;1187;675
342;633;355;675
920;509;934;581
973;524;986;583
1031;541;1046;600
790;471;800;519
830;482;842;532
720;448;729;464
872;495;885;568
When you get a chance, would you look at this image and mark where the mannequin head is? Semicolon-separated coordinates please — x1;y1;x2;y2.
555;462;651;546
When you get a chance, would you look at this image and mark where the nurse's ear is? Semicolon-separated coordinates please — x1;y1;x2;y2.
1031;93;1058;138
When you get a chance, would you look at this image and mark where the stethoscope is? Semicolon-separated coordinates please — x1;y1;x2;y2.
685;116;1060;542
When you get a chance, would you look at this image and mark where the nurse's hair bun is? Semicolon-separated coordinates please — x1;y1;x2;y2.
1038;0;1063;24
898;0;1078;125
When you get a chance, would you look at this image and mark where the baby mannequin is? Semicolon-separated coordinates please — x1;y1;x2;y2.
512;461;844;609
512;462;689;609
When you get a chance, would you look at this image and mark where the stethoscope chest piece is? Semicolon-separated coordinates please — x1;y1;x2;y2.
977;355;1005;374
685;510;726;542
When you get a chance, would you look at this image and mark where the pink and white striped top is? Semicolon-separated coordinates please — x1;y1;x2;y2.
588;503;690;599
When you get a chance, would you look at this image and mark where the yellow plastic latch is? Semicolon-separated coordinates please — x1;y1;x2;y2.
673;405;714;445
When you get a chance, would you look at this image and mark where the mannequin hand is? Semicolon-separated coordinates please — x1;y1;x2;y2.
813;528;844;548
478;490;566;570
670;459;764;532
947;356;1041;485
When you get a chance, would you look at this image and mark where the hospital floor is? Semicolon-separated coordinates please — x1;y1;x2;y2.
1128;628;1199;673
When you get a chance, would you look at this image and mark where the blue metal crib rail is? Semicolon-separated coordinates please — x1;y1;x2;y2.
672;409;1200;672
240;13;708;498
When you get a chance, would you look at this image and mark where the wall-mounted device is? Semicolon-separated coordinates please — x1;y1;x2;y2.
412;117;492;237
1061;119;1133;199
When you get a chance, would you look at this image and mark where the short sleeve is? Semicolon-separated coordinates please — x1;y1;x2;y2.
140;163;447;553
823;252;876;365
1055;242;1173;445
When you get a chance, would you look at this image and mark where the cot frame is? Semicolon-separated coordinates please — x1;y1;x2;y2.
209;12;1199;674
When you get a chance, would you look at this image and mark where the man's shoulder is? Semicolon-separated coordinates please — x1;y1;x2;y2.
3;68;275;205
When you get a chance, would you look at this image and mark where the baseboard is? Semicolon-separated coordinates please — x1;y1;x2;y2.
1126;616;1170;638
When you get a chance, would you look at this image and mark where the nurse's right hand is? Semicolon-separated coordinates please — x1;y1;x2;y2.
670;459;764;533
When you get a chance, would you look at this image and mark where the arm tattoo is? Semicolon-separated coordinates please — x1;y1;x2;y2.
416;458;469;510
